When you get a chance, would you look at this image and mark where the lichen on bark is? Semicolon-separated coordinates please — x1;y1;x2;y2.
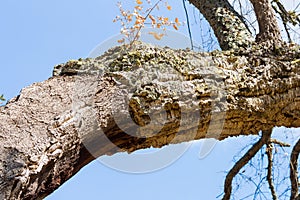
188;0;254;50
1;40;300;199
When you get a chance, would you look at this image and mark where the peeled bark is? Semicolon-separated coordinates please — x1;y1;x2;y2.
0;42;299;199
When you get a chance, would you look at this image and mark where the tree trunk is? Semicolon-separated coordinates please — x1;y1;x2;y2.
0;42;299;199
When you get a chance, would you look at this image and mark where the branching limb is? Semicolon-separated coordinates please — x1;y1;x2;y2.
222;129;273;200
271;0;293;43
270;138;291;147
271;0;300;44
266;143;278;200
290;139;300;200
1;42;300;199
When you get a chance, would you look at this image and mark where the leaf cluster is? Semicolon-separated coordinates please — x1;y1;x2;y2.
113;0;181;44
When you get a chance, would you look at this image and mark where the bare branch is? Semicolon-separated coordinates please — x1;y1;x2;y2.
222;129;273;200
182;0;194;49
271;0;293;43
266;143;278;200
290;139;300;200
270;138;291;147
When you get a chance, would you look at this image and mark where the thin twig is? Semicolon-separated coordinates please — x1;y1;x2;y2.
130;0;163;46
271;3;292;42
290;139;300;200
222;129;273;200
238;173;268;199
266;143;278;200
271;0;300;43
270;139;291;147
182;0;194;50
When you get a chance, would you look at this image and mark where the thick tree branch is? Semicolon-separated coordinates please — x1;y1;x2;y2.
249;0;282;45
188;0;254;50
0;43;299;199
290;139;300;200
190;0;283;48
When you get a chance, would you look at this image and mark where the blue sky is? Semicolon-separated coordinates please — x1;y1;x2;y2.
1;1;299;199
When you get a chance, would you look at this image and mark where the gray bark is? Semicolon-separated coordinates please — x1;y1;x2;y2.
250;0;282;44
0;42;299;199
0;1;298;199
187;0;254;50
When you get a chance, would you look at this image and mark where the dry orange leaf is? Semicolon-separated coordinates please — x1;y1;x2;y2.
167;5;172;10
149;32;164;40
175;17;180;25
135;5;143;11
136;0;143;5
173;24;178;30
127;14;133;22
149;15;156;24
117;38;125;43
135;16;145;25
163;17;169;23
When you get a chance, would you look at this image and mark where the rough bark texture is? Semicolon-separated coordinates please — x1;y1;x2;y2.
188;0;254;50
0;42;299;199
250;0;282;44
0;77;81;200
